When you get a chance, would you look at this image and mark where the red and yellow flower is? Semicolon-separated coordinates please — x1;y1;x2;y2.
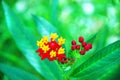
36;33;67;63
36;33;93;64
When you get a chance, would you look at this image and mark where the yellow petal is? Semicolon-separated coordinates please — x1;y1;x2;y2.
50;33;58;40
58;47;65;54
42;45;50;53
50;50;56;58
58;37;65;45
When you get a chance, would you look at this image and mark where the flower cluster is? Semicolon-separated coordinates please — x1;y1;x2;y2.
36;33;93;64
71;36;92;55
36;33;67;63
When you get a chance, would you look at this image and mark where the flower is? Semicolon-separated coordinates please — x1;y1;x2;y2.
42;36;48;44
36;48;48;60
58;37;65;45
36;32;93;64
50;50;56;58
42;45;50;53
36;33;66;63
37;40;44;48
57;54;66;63
49;41;58;50
58;47;65;54
50;33;58;41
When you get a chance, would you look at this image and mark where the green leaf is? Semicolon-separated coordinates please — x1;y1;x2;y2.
2;2;62;80
0;51;32;71
32;14;64;80
32;14;63;80
50;0;58;25
87;33;97;43
70;40;120;79
98;65;120;80
32;15;60;37
0;71;4;80
66;34;97;74
0;63;41;80
94;26;109;51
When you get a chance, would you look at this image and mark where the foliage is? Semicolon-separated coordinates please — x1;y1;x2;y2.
0;0;120;80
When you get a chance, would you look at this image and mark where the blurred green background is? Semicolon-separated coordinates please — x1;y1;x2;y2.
0;0;120;80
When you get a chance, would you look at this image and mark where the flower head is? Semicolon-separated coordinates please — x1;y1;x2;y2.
37;40;44;48
58;37;65;45
42;36;48;44
42;45;50;53
36;32;93;64
36;33;66;63
50;33;58;41
58;47;65;54
50;50;56;58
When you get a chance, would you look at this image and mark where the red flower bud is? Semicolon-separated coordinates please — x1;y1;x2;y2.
79;36;84;42
57;54;66;63
82;42;87;47
76;44;80;50
84;45;90;51
71;45;76;50
80;50;85;55
71;40;76;45
87;43;92;49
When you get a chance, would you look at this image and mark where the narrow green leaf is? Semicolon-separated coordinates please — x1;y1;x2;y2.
0;63;41;80
87;33;97;43
74;49;120;79
51;0;58;25
94;26;109;51
70;40;120;78
0;51;32;71
0;71;4;80
32;15;63;80
32;15;60;37
98;65;120;80
2;2;62;80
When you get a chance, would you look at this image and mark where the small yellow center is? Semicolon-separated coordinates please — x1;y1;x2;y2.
42;45;50;53
37;40;44;48
58;37;65;45
50;33;58;41
58;47;65;54
50;50;56;58
42;36;48;44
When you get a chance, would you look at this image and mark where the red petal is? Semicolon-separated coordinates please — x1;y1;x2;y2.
57;54;66;62
49;41;58;50
36;48;43;53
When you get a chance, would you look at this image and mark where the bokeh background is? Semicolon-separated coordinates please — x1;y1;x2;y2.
0;0;120;80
